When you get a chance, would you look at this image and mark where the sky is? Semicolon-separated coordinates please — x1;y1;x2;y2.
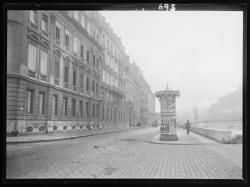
100;11;243;113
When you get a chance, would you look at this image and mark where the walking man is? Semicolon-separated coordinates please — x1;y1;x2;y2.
185;120;190;135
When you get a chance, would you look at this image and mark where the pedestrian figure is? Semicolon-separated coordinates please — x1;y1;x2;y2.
185;120;190;135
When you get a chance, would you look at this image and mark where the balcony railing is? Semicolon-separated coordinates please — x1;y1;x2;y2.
73;85;78;91
64;45;69;51
40;74;47;81
64;82;69;88
28;70;36;78
80;88;84;94
54;79;59;85
55;39;61;46
41;30;49;38
73;52;78;58
29;21;38;31
86;90;90;95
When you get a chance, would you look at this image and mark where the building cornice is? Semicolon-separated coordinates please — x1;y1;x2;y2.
59;11;104;52
7;74;101;101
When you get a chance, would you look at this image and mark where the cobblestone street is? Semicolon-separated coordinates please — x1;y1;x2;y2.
6;127;242;179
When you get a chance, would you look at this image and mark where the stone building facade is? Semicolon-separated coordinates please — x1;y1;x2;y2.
7;10;155;134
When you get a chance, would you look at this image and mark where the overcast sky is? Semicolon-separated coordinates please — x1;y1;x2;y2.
100;11;243;113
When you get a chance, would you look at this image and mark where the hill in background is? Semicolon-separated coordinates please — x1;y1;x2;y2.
198;86;242;122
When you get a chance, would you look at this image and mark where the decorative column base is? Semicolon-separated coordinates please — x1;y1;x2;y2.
159;133;178;141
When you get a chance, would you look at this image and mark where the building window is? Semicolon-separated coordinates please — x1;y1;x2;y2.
86;50;89;62
80;45;84;58
111;108;112;121
92;81;95;93
54;60;60;80
53;95;58;115
40;50;48;75
80;73;84;89
64;66;69;83
79;101;83;117
26;89;33;114
73;36;78;54
65;29;70;47
55;21;61;41
86;77;89;91
96;104;99;118
96;82;98;95
93;103;95;118
102;106;105;119
72;99;76;116
73;11;78;20
39;92;45;115
63;97;68;116
102;70;105;83
41;13;48;32
93;55;95;66
27;43;37;72
87;21;91;34
97;57;99;68
86;102;89;118
73;69;77;86
29;11;37;24
81;15;85;28
107;107;109;121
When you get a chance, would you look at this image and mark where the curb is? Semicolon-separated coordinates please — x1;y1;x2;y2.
7;127;140;144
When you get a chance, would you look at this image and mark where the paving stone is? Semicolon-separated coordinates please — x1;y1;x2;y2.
6;127;242;179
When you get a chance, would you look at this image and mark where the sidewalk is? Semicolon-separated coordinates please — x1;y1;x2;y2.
152;127;218;144
6;126;140;144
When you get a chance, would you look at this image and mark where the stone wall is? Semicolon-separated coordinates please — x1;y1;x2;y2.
194;126;243;143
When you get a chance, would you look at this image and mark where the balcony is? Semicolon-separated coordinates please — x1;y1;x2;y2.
80;88;84;94
64;82;69;88
55;39;61;46
73;85;78;91
40;74;47;81
110;85;125;97
41;30;49;38
28;70;36;78
29;21;38;31
64;45;70;51
86;90;90;95
54;79;59;85
80;57;85;64
73;52;78;58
